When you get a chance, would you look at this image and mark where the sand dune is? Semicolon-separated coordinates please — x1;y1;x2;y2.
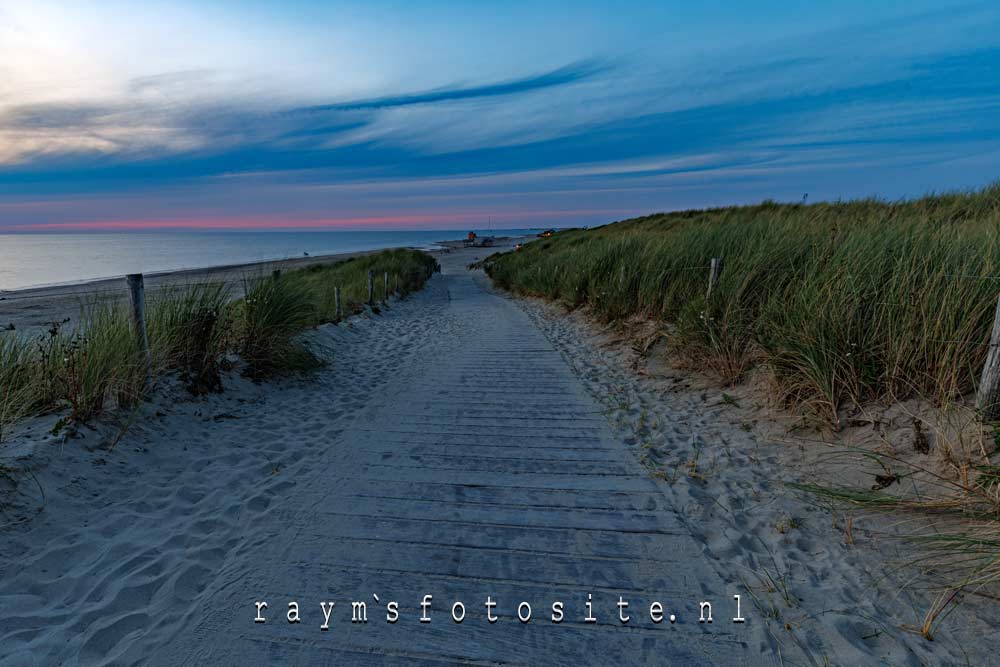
0;242;994;665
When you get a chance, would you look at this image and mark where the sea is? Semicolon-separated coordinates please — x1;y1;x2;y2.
0;229;541;291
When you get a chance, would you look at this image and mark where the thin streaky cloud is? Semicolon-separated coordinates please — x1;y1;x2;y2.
290;59;610;113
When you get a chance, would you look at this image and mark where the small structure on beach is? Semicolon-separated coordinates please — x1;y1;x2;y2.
463;231;496;248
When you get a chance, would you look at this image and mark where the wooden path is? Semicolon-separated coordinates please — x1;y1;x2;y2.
162;262;763;666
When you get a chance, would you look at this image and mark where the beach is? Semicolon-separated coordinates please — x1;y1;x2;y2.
0;239;504;339
0;238;996;665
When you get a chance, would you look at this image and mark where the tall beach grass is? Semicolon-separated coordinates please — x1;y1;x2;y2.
0;248;437;439
486;187;1000;421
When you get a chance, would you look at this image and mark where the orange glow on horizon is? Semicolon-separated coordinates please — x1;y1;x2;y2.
4;209;614;232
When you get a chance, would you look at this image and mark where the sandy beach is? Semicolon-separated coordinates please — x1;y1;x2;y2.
0;244;453;339
0;239;995;665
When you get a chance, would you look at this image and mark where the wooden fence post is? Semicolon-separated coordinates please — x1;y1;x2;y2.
394;274;399;295
334;286;342;321
367;270;374;305
126;273;151;387
272;269;282;281
977;291;1000;419
707;257;724;297
383;272;389;303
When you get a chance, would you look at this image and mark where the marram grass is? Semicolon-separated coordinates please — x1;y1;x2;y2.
0;248;437;438
486;186;1000;421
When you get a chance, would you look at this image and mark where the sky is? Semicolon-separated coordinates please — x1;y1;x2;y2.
1;0;1000;231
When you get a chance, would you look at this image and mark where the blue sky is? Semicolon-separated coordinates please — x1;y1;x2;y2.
1;0;999;230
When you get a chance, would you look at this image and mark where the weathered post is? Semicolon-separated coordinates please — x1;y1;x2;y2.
383;272;389;303
334;286;342;321
272;269;282;281
394;274;399;295
367;270;374;305
126;273;151;388
707;257;724;297
977;291;1000;419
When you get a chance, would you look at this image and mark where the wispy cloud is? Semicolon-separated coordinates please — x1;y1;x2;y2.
291;60;610;113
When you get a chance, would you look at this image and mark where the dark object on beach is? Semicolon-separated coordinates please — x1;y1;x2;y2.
464;231;496;248
537;229;555;238
3;322;13;331
872;473;899;490
913;419;930;454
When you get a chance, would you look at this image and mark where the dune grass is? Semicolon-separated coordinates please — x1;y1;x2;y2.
235;248;438;375
486;187;1000;422
235;274;320;378
0;248;437;440
147;283;231;393
0;336;37;442
486;187;1000;630
292;248;440;322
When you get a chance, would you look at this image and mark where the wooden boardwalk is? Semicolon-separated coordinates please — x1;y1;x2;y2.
164;264;761;665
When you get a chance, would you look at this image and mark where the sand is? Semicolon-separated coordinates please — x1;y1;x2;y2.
0;240;995;665
0;245;420;339
513;292;1000;665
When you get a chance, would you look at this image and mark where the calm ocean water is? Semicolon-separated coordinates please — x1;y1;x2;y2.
0;230;539;291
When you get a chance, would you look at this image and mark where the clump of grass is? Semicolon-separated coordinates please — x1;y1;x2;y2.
235;274;320;378
148;283;230;394
59;302;147;423
0;335;37;442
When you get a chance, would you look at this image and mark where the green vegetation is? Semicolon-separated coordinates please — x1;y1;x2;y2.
293;248;440;323
235;275;320;378
486;188;1000;631
0;248;437;440
149;283;230;394
0;335;37;442
486;187;1000;422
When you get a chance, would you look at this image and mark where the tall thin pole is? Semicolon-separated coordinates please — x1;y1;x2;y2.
126;273;151;389
708;258;724;297
978;290;1000;419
